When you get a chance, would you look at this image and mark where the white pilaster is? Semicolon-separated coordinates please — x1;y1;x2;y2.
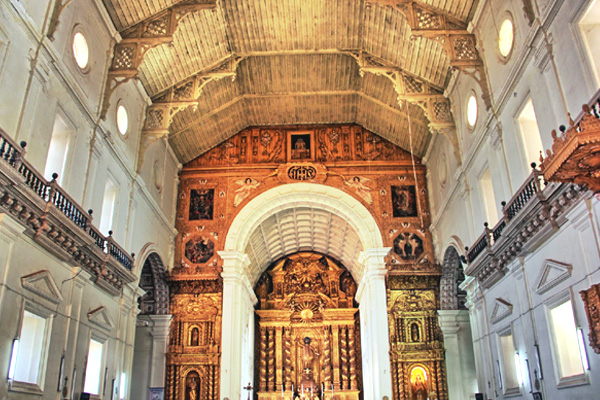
219;251;258;400
356;247;392;400
438;310;478;400
149;315;172;387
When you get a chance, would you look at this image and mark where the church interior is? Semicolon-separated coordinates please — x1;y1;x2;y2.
0;0;599;400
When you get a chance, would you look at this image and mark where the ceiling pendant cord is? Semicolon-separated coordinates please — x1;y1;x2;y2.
404;101;425;229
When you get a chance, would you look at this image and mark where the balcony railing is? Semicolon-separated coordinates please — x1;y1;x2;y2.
466;166;546;263
0;128;134;272
464;92;600;287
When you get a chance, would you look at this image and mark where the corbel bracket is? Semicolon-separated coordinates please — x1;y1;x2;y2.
347;51;462;164
137;55;245;171
367;0;482;69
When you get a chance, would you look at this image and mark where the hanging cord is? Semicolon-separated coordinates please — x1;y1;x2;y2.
404;101;425;229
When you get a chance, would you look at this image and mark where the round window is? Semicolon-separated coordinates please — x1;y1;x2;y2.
467;94;478;129
117;105;128;135
72;32;89;70
498;18;514;58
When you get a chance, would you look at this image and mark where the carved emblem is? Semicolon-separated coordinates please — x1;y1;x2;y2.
277;163;327;183
287;165;317;180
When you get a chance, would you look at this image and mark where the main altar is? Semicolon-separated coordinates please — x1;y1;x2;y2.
254;253;361;400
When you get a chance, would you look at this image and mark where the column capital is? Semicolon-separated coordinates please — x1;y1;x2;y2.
218;250;251;275
218;250;257;306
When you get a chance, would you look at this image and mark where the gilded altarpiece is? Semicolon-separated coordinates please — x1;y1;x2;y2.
387;276;447;400
166;279;222;400
171;124;446;400
254;253;360;400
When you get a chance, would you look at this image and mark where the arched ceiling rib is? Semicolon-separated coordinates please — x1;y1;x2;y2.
101;0;477;162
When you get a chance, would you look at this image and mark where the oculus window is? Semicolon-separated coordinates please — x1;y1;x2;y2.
467;93;478;129
72;32;89;70
116;104;128;135
498;18;514;58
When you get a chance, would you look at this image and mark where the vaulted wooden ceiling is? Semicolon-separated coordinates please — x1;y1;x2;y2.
102;0;477;163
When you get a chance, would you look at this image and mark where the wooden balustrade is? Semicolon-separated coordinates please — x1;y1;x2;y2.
0;127;134;271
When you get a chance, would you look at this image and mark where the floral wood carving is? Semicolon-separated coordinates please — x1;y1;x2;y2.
581;283;600;354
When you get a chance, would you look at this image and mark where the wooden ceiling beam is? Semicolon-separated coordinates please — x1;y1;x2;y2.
100;0;217;120
347;50;461;164
367;0;481;69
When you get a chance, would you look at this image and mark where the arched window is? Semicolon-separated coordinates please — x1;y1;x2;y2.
440;246;467;310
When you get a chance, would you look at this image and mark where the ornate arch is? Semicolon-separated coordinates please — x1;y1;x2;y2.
439;246;467;310
223;182;384;284
139;252;170;315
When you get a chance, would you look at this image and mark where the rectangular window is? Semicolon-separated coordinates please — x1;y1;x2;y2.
99;179;117;236
498;331;519;392
479;168;498;224
549;299;585;379
12;310;49;385
517;99;544;168
83;339;104;395
44;113;71;185
578;0;600;86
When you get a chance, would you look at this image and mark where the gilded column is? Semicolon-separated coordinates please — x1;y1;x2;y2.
348;326;357;390
259;327;267;391
322;326;332;389
340;326;349;389
284;328;292;390
267;328;275;390
331;324;341;390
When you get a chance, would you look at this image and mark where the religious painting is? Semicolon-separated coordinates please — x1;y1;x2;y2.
288;131;314;161
391;185;418;217
184;237;215;264
393;232;424;260
189;189;214;220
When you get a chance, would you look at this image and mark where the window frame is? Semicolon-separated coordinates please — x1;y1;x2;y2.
82;334;108;397
9;302;54;394
514;96;544;174
496;326;520;396
544;291;589;388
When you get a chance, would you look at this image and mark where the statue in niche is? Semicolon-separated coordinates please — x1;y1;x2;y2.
190;327;199;346
291;134;311;160
186;372;199;400
341;273;357;300
233;177;260;207
189;189;214;220
299;337;320;386
391;185;418;217
344;176;373;204
410;367;428;400
411;323;420;342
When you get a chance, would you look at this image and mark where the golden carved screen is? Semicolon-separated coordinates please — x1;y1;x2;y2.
254;252;360;400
